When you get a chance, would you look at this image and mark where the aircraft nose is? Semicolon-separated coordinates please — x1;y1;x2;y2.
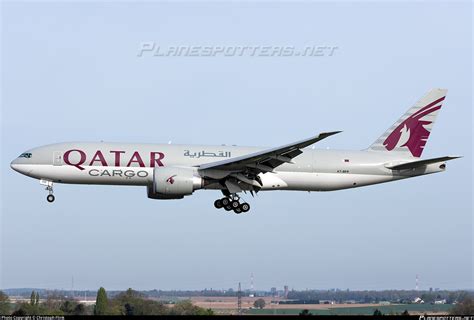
10;158;20;172
10;157;29;174
11;151;36;177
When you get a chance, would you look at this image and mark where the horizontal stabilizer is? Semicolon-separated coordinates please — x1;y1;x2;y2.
386;156;461;170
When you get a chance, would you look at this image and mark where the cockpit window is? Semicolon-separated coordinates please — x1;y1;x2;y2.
19;152;32;158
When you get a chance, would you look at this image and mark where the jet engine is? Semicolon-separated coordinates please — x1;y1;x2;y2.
147;167;202;200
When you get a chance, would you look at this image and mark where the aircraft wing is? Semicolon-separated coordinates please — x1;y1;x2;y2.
198;131;341;192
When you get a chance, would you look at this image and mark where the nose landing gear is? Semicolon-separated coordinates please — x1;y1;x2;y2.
213;194;250;214
47;194;55;203
40;179;55;203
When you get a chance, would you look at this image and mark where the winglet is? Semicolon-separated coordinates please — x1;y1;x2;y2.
304;131;342;148
321;130;343;137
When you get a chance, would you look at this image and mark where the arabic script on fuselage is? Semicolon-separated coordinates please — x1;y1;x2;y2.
183;150;231;159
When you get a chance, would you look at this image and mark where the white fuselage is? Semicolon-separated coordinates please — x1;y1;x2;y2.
10;142;445;193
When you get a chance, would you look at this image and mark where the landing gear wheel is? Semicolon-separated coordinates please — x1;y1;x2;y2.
221;198;230;206
234;207;242;214
240;203;250;213
214;199;223;209
224;205;232;211
231;200;240;209
40;180;55;203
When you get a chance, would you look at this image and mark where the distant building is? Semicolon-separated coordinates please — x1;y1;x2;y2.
434;299;446;304
270;287;277;297
284;285;289;299
413;297;425;304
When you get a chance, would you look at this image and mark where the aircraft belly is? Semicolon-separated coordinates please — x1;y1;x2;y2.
272;172;396;191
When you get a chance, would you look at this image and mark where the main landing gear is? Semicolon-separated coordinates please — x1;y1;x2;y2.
40;179;55;203
214;195;250;214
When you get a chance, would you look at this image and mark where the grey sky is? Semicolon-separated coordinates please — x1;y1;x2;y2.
1;1;472;291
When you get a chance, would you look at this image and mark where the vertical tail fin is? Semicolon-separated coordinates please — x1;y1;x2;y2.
368;89;447;158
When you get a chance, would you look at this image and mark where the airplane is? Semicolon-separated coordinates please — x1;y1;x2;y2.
10;89;460;213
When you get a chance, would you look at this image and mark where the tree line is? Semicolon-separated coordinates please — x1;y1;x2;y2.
1;288;473;315
0;288;214;316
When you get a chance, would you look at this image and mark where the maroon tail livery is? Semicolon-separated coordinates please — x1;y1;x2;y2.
368;89;447;158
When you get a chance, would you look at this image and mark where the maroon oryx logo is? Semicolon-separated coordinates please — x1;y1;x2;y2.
383;96;444;157
166;175;176;184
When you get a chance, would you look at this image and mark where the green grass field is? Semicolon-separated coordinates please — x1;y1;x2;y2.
247;304;453;315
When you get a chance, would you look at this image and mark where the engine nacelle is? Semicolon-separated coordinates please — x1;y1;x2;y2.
147;167;202;200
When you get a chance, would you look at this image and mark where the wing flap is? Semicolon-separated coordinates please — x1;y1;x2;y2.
225;180;243;194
